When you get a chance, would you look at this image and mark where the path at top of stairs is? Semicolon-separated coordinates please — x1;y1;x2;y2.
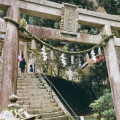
17;74;71;120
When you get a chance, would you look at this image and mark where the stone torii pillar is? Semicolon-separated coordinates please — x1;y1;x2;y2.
103;25;120;119
0;6;20;111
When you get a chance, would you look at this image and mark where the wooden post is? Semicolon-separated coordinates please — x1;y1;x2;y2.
103;25;120;119
0;6;20;111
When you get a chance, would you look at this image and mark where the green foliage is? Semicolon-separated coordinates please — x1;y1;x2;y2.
80;62;109;99
97;0;120;15
0;10;6;18
49;0;94;9
78;24;99;35
90;90;116;120
49;40;60;47
21;14;59;29
49;0;120;15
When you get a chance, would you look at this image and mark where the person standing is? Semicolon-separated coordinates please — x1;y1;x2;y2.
29;65;33;73
19;58;26;74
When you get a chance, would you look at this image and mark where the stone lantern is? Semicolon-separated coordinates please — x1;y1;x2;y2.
0;94;36;120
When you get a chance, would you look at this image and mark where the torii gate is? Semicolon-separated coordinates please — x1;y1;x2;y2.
0;0;120;119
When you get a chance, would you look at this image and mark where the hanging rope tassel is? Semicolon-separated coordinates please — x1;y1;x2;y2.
98;47;102;55
79;59;81;67
31;39;36;50
50;51;54;60
61;53;66;67
71;55;74;64
91;49;96;62
85;53;90;61
41;45;47;61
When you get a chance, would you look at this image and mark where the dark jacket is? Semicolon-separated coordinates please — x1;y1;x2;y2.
30;67;33;72
19;59;26;69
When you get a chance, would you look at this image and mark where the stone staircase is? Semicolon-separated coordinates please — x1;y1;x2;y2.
17;74;72;120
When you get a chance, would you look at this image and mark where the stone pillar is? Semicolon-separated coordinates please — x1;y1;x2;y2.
19;50;22;60
24;42;28;73
1;47;4;58
0;6;20;111
103;25;120;119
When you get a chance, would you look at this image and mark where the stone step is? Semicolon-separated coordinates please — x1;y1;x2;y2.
18;74;37;78
18;77;37;80
20;103;58;110
34;106;61;114
28;107;61;114
17;85;46;90
18;78;39;81
37;111;64;119
35;115;69;120
17;82;44;86
17;79;41;83
20;102;58;111
17;95;53;104
17;92;50;97
17;99;55;106
18;95;52;101
17;89;48;93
